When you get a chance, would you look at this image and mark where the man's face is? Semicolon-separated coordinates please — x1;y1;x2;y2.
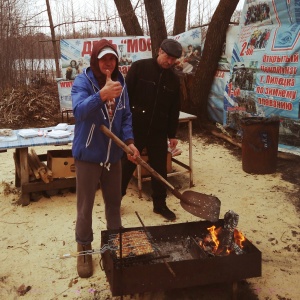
157;49;178;69
98;54;117;75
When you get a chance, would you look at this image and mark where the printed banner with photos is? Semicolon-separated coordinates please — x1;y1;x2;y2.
58;28;202;111
223;0;300;150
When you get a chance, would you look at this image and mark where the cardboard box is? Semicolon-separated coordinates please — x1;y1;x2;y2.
134;152;172;177
47;149;75;178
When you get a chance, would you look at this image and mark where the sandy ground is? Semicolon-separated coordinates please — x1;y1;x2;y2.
0;131;299;300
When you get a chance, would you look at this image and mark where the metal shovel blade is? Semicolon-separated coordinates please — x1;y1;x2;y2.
180;191;221;222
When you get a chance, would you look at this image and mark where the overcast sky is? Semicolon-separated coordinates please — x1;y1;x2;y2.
30;0;245;35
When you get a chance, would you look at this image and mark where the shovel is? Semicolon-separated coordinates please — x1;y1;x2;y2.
100;125;220;222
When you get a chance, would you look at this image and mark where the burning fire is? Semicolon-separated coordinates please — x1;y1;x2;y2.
207;225;221;252
198;226;246;256
234;228;246;248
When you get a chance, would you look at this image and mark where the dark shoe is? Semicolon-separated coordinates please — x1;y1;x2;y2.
153;206;176;221
77;243;93;278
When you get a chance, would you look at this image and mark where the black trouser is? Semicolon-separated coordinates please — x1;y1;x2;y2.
122;134;168;208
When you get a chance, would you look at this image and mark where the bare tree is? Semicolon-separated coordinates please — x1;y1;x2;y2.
173;0;188;35
113;0;143;36
45;0;60;78
0;0;21;88
0;0;239;99
144;0;168;56
190;0;239;123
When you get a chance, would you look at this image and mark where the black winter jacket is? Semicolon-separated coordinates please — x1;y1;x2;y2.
125;57;180;138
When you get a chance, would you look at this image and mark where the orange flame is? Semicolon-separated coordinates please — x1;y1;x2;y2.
234;229;246;248
199;226;246;255
207;225;222;252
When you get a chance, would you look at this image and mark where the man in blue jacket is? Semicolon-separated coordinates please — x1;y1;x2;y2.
71;39;139;278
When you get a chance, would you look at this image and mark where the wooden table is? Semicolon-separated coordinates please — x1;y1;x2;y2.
135;111;197;197
0;126;75;206
1;112;197;204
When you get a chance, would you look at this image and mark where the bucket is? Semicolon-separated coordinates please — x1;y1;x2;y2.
241;117;280;174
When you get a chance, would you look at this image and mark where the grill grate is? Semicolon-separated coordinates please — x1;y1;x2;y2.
106;230;162;267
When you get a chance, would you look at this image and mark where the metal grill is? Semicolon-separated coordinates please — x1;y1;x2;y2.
101;220;262;297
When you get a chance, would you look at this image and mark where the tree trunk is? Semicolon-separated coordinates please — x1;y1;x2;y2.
144;0;168;57
45;0;61;78
191;0;239;123
113;0;144;36
173;0;188;35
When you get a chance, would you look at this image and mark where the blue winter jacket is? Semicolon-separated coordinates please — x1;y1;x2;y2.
71;67;134;166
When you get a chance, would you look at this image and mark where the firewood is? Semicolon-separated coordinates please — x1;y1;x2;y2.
0;86;60;126
27;153;41;179
30;149;42;168
211;129;242;148
29;149;53;183
37;167;50;183
40;161;53;182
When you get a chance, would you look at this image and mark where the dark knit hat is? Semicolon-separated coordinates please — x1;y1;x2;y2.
160;39;182;58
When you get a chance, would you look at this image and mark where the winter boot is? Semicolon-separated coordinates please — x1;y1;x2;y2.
77;243;93;278
153;205;176;221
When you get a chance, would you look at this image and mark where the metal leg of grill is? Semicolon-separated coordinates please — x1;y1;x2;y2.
231;281;238;300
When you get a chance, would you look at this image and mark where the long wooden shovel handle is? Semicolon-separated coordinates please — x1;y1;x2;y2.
100;125;178;193
100;126;221;222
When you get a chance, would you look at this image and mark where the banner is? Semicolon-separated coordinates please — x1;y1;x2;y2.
208;26;240;123
58;28;202;111
223;0;300;150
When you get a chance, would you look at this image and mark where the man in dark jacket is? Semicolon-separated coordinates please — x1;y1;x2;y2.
122;39;182;221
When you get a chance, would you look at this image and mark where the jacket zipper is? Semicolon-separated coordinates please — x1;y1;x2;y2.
84;69;125;170
103;122;113;170
103;89;125;170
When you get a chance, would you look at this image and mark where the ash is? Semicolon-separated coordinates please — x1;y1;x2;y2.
153;239;194;262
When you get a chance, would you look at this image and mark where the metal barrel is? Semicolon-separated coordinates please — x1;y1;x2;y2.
241;116;280;174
